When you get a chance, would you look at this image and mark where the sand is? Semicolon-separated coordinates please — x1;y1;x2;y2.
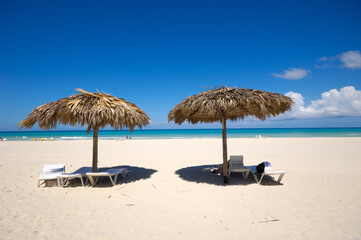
0;137;361;240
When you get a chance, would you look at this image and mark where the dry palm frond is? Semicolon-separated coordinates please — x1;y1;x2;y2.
18;88;150;133
168;86;294;124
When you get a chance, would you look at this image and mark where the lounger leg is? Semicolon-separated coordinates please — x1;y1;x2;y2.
242;170;250;180
258;173;265;184
38;180;47;187
88;176;95;186
94;177;99;186
59;178;68;187
79;176;84;186
113;174;119;185
85;177;89;186
252;173;259;183
63;178;69;186
109;176;115;185
277;173;285;183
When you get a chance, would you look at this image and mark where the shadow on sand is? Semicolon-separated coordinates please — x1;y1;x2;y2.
66;165;157;188
175;164;283;186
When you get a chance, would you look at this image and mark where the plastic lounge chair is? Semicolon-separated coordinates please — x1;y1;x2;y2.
38;164;66;187
57;167;92;187
246;165;286;184
228;155;250;180
86;168;127;187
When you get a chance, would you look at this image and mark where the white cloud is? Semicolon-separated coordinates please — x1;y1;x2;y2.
283;86;361;119
339;50;361;69
317;56;328;62
315;50;361;70
272;68;310;80
315;57;330;68
314;63;329;69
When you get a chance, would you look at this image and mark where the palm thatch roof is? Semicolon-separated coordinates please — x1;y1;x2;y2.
168;86;294;183
18;88;150;132
168;86;294;124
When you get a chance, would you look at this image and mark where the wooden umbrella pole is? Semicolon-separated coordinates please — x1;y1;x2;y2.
222;116;228;183
92;126;99;172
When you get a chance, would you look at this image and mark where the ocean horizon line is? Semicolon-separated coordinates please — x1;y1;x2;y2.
1;127;361;141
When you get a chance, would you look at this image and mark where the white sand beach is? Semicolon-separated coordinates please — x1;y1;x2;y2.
1;138;361;239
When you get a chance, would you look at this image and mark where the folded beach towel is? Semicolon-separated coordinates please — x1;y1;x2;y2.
256;161;272;174
264;161;272;173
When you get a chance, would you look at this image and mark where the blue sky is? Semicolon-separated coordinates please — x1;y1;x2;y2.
1;0;361;131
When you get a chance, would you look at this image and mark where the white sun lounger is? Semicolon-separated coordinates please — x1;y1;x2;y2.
246;165;286;184
57;167;92;187
38;164;66;187
228;155;250;180
86;168;127;187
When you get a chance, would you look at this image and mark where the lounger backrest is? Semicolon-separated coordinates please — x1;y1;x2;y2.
42;164;65;173
229;155;244;169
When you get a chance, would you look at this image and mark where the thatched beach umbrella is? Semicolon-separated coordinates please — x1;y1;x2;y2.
168;86;293;183
18;88;150;172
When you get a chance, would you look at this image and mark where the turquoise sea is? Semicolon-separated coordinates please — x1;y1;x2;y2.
1;128;361;141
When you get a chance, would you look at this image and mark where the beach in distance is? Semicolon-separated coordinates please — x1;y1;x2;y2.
0;137;360;239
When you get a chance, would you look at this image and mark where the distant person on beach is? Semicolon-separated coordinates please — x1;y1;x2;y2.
0;137;3;141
